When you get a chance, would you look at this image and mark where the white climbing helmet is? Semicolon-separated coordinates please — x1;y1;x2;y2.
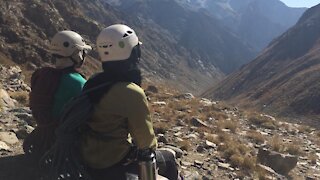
49;30;92;57
96;24;141;62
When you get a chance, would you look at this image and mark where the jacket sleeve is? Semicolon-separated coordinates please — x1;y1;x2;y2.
125;85;157;150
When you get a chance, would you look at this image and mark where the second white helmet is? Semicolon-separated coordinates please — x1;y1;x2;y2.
50;30;92;57
97;24;141;62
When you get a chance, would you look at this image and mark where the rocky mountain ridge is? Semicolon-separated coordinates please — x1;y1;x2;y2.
0;0;223;94
103;0;256;74
174;0;306;51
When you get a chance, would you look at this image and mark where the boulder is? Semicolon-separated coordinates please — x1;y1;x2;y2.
163;145;184;158
146;85;158;93
0;89;16;109
0;132;19;144
0;141;10;151
257;148;298;175
176;93;194;100
190;118;209;127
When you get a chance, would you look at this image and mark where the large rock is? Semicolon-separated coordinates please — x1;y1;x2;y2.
257;148;298;175
0;132;19;144
0;88;16;109
176;93;194;100
190;118;209;127
0;141;10;151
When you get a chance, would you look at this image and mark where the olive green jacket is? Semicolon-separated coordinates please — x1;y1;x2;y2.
81;82;157;169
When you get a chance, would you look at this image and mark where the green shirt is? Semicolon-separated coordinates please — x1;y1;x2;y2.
52;72;86;119
81;82;157;169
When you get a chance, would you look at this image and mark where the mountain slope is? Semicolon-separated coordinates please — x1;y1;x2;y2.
0;0;223;92
203;4;320;119
203;0;306;51
103;0;256;74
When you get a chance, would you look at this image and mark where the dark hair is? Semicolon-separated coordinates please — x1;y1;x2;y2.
83;45;142;103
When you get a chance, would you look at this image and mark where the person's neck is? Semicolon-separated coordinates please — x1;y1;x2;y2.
55;57;74;69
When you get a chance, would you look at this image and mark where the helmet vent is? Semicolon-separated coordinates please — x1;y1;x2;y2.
123;31;133;38
102;44;112;48
63;42;69;47
104;51;109;55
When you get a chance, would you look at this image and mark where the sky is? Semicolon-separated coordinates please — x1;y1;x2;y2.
279;0;320;8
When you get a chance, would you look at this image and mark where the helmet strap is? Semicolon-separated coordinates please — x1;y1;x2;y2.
70;49;86;68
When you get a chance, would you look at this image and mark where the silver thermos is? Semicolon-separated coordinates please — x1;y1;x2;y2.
138;149;157;180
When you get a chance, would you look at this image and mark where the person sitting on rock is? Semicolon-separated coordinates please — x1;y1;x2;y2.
23;30;91;162
81;24;179;180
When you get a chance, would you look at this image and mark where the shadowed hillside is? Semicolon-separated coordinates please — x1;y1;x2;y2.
0;0;223;93
203;4;320;124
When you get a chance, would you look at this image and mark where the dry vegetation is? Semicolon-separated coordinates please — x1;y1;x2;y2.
142;83;320;178
247;112;279;130
9;91;29;106
146;83;266;175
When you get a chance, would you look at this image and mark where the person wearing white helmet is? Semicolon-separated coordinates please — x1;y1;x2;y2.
81;24;178;180
49;30;92;118
24;30;92;162
50;30;92;69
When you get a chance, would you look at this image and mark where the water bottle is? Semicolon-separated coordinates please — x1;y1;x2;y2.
138;149;157;180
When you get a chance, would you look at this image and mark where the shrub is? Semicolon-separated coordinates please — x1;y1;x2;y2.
309;154;318;164
218;120;238;133
178;140;192;151
248;113;279;130
297;125;313;133
260;121;278;130
246;130;265;144
269;136;284;152
285;143;302;155
230;154;244;167
242;156;256;171
154;122;170;134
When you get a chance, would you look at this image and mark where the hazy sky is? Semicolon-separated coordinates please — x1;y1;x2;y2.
280;0;320;8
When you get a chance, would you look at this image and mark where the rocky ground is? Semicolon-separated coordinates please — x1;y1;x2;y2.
0;65;320;180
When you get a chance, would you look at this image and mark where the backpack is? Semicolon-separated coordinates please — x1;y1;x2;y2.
23;67;65;160
29;67;66;125
40;81;115;180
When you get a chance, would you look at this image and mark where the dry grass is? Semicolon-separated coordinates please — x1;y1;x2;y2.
153;122;170;134
228;151;256;172
178;140;192;151
248;113;279;130
285;143;303;155
297;125;313;133
242;156;256;171
217;138;250;166
309;153;318;164
9;91;29;106
230;154;244;167
0;99;3;112
217;120;238;133
269;136;284;152
246;130;265;144
195;126;213;134
216;132;232;144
